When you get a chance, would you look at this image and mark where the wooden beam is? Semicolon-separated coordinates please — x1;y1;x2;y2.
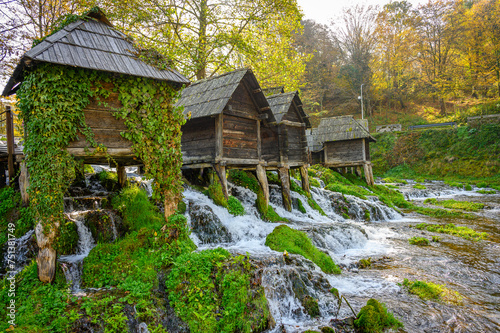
260;106;271;112
182;155;214;164
6;106;15;184
67;147;135;157
257;113;268;120
279;166;292;212
215;114;223;159
281;120;306;128
213;164;229;200
299;165;310;196
257;119;261;161
256;164;269;206
363;163;374;186
223;109;257;120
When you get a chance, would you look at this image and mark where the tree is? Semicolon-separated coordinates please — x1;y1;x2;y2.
372;1;418;109
0;0;78;81
332;5;377;116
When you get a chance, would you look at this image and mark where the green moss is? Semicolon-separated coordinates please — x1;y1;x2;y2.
464;184;472;191
256;188;287;222
432;236;441;242
0;188;35;250
325;183;371;200
98;170;120;192
477;181;488;188
413;206;473;219
177;200;187;214
414;223;488;241
329;287;340;298
53;218;79;254
402;279;463;305
297;198;307;213
228;196;245;216
265;225;341;274
165;248;271;333
228;170;260;193
424;198;484;211
84;164;95;174
112;186;163;231
321;327;336;333
408;237;430;246
309;177;321;188
413;184;426;190
445;180;463;188
85;210;116;243
354;299;403;333
382;177;407;184
358;258;372;268
302;295;320;317
477;189;496;194
364;209;371;221
207;178;228;208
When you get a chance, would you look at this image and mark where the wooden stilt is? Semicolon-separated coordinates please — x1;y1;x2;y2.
19;162;29;205
355;166;362;178
6;106;15;185
117;165;127;188
256;164;269;206
363;163;374;186
213;164;229;200
299;165;310;196
279;166;292;211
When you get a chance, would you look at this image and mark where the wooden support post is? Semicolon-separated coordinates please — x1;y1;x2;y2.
6;106;15;185
355;166;362;178
117;165;127;188
279;166;292;211
299;165;310;196
255;164;269;206
213;164;229;200
363;163;374;186
19;162;29;205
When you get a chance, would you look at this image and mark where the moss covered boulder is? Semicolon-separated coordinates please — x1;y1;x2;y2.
84;210;123;243
188;202;232;244
265;225;341;274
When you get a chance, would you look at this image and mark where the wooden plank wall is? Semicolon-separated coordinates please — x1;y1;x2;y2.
261;125;279;162
364;139;371;161
325;139;365;163
67;81;132;149
181;116;216;160
286;126;307;164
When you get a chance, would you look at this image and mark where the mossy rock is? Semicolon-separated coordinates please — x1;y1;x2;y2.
54;219;79;255
228;169;260;193
85;210;121;243
256;188;287;222
302;295;320;317
189;202;232;244
354;299;403;333
94;171;119;192
265;225;340;274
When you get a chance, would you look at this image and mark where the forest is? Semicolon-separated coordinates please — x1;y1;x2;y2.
2;0;500;127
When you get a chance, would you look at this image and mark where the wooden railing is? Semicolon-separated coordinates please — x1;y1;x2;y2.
408;122;457;130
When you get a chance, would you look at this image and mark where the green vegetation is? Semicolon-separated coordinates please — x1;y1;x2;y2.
414;223;488;241
256;188;287;222
297;198;307;213
413;184;426;190
177;200;187;214
228;196;245;216
97;170;119;191
464;184;472;191
354;299;403;333
207;178;228;208
382;177;407;184
402;279;463;305
358;258;372;268
309;177;321;188
371;124;500;188
112;186;164;231
325;182;372;200
165;248;271;333
0;187;34;251
265;225;341;274
53;219;79;254
302;295;320;317
84;164;95;174
477;189;497;194
424;198;485;211
228;169;260;193
408;237;430;246
432;236;441;242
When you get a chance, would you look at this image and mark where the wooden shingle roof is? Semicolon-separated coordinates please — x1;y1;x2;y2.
307;115;375;152
175;68;275;121
2;10;189;96
267;91;311;127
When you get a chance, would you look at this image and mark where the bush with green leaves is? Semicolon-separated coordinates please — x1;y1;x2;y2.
112;186;163;231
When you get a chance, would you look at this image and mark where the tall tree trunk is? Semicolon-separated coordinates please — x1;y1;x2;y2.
439;97;447;116
196;0;208;80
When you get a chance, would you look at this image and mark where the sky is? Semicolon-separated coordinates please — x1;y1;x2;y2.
296;0;428;26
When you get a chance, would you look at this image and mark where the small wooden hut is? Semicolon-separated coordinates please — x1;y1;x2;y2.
262;91;311;211
307;115;376;185
1;9;189;185
176;68;275;202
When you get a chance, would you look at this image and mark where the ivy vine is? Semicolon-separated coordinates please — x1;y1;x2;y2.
17;62;185;238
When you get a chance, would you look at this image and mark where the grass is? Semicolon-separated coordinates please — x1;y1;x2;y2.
265;225;341;274
413;184;426;190
414;223;488;241
402;279;463;305
354;299;403;333
408;237;430;246
424;198;484;211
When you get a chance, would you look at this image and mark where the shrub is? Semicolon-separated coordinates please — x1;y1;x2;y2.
112;186;163;231
265;225;341;274
354;299;403;333
408;237;430;246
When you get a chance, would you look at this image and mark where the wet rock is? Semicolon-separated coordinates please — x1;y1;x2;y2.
0;230;38;275
188;202;232;244
137;322;149;333
64;196;110;212
84;210;123;243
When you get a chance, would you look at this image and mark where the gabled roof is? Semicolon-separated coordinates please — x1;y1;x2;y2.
2;9;189;96
306;115;375;152
267;91;311;128
175;68;275;121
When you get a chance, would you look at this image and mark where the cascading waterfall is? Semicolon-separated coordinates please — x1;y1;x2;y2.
58;212;96;293
0;230;37;276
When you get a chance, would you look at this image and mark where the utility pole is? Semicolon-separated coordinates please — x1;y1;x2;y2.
358;84;364;119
